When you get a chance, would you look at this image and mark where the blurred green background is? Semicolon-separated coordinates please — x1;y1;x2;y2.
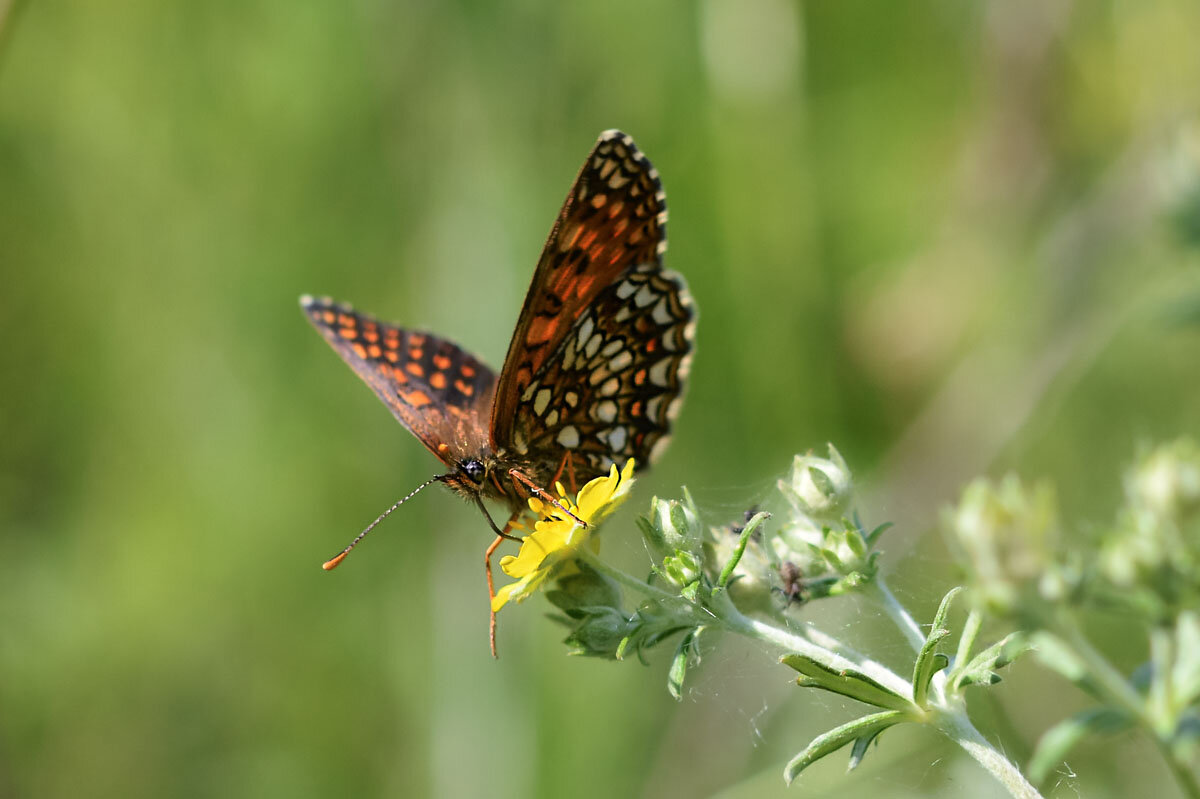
2;0;1199;796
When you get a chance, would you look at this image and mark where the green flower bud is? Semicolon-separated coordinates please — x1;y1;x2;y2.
779;445;855;526
643;494;702;557
1126;438;1200;525
943;476;1061;617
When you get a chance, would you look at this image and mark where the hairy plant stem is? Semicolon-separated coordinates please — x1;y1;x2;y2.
578;550;1044;798
1052;618;1200;799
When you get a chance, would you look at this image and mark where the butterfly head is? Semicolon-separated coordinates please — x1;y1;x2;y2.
440;455;498;499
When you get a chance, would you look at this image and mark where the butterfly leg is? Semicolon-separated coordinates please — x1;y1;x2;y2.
484;532;506;659
508;469;588;527
550;450;579;495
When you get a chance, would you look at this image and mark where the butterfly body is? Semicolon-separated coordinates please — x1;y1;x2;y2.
302;130;694;528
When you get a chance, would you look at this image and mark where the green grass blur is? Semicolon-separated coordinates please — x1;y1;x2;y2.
2;1;1199;797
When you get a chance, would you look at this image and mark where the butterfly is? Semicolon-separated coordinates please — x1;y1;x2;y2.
301;130;695;649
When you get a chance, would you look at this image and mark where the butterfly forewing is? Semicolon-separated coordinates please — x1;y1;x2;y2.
490;130;669;450
301;296;496;466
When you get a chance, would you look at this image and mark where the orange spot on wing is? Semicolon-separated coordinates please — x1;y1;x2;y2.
580;229;599;250
406;362;425;378
384;350;398;363
566;224;583;249
607;200;625;218
352;343;367;358
461;364;476;377
321;310;336;324
338;327;357;339
392;366;409;384
367;344;382;359
634;369;647;386
645;338;657;353
338;314;355;326
525;316;559;345
631;400;643;416
409;348;423;361
438;442;449;453
433;354;451;370
364;330;379;343
591;194;607;208
408;333;426;347
402;390;432;407
430;372;447;389
454;379;474;396
574;274;598;299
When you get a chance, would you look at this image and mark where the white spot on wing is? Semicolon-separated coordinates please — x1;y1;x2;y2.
557;426;580;449
595;400;618;423
533;388;552;415
576;316;594;347
652;297;674;325
649;358;672;387
608;350;633;371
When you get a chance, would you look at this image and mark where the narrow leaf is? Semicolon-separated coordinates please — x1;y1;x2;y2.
847;725;888;771
1030;632;1101;698
782;654;914;712
1028;707;1132;784
715;511;770;590
784;710;909;784
954;632;1032;689
912;588;960;706
866;522;893;545
667;629;696;701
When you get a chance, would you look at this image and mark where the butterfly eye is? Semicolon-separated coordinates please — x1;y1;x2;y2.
461;459;486;484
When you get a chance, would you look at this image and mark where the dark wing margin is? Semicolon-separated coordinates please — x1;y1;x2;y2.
490;129;668;451
300;295;496;465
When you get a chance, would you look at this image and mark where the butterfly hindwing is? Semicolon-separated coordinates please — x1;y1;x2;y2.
301;296;496;465
490;130;669;450
506;262;695;480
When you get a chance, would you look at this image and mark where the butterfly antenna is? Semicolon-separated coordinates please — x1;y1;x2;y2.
321;474;445;570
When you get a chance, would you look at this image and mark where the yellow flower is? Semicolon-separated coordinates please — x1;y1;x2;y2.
492;460;636;612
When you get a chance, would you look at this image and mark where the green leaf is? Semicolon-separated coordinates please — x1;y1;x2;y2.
866;522;893;546
784;710;910;784
715;511;770;590
669;502;692;542
667;628;698;701
564;607;635;658
1031;632;1101;698
912;587;961;706
636;515;664;556
1173;611;1200;708
818;546;846;573
845;528;867;559
782;654;915;712
1028;707;1132;784
953;632;1032;689
847;724;888;771
546;564;622;613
